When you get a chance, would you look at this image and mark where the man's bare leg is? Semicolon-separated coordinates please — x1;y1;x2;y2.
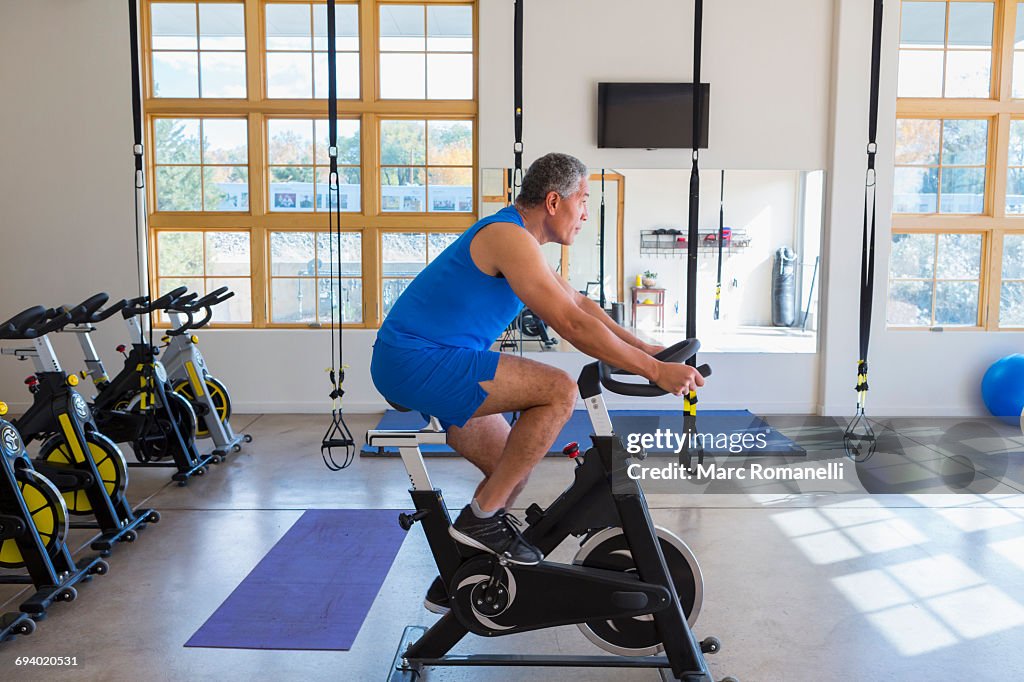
449;354;577;513
447;413;530;509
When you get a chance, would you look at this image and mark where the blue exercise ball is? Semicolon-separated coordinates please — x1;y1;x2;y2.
981;354;1024;426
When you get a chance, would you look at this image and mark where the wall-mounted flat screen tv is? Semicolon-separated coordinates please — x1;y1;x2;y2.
597;82;710;149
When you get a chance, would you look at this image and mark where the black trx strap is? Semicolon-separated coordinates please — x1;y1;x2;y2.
680;0;704;469
512;0;524;199
844;0;883;463
599;169;606;309
128;0;146;300
322;0;355;470
714;170;724;320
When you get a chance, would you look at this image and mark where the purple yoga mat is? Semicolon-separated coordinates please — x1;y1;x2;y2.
185;509;407;650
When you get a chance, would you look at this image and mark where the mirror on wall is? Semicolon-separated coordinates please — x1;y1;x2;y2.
480;167;825;353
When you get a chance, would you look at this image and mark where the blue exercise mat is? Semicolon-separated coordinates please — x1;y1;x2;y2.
361;409;802;456
185;509;406;651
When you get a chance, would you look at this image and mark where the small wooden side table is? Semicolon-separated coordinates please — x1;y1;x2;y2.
631;287;666;329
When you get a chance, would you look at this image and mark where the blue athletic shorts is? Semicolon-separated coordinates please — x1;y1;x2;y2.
370;341;500;429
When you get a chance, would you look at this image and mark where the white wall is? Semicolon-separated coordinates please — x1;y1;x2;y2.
0;0;1018;418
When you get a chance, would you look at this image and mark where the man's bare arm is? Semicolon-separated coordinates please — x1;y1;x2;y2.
553;273;659;353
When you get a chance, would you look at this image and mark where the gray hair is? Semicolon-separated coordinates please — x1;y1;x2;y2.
514;153;588;208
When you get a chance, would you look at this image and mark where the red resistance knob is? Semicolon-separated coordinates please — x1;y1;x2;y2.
562;441;580;459
116;344;126;353
24;376;38;387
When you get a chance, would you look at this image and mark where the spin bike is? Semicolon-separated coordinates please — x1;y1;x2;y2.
368;339;737;682
0;397;109;640
0;305;158;555
160;287;251;457
64;290;216;485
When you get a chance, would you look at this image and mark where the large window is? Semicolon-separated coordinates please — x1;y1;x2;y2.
892;0;1024;330
143;0;477;328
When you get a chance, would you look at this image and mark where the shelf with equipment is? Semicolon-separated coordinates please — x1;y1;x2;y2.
640;228;750;256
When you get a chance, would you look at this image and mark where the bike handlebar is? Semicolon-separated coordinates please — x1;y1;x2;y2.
0;306;48;340
598;339;712;398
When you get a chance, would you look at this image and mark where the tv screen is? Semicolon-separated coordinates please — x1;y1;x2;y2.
597;82;710;149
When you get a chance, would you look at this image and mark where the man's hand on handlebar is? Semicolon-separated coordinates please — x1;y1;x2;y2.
652;362;706;396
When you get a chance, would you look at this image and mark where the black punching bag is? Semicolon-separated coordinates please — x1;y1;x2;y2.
772;247;798;327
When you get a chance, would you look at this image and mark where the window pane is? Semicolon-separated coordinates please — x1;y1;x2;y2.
897;50;944;97
890;234;935;278
316;233;362;276
380;5;425;51
270;166;315;212
381;120;426;164
1009;121;1024;165
940;167;985;213
316;168;361;211
152;3;197;50
158;232;204;276
205;232;250;276
382;279;412;317
383;233;426;275
205;277;250;323
270;232;314;275
428;121;472;165
1004;235;1024;279
942;120;987;165
153;52;199;97
896;119;941;165
198;3;245;50
202;119;248;164
313;51;360;99
936;233;982;278
948;3;993;48
203;166;248;211
267;53;313;98
428;168;472;212
1014;51;1024;98
893;167;938;213
888;280;933;326
337;278;363;324
428;233;459;262
935;281;979;325
315;119;360;165
199;52;246;97
1000;281;1024;326
313;4;359;51
156;166;202;211
427;6;472;51
160;277;205;298
944;51;991;98
380;53;426;98
1018;4;1024;48
1006;168;1024;214
381;168;426;212
900;2;945;47
427;54;473;99
266;3;311;50
155;119;201;164
272;278;317;323
269;119;315;165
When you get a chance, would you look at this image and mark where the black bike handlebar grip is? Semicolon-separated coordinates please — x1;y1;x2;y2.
66;293;110;324
167;307;196;336
122;294;151;318
149;285;188;311
0;305;48;338
92;299;129;322
598;339;711;397
32;310;75;337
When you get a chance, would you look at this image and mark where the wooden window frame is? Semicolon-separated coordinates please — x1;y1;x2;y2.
142;0;478;329
894;0;1024;330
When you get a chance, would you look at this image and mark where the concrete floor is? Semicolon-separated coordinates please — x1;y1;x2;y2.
2;412;1024;682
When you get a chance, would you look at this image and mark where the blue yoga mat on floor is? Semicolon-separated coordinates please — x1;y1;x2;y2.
185;509;406;651
361;409;802;456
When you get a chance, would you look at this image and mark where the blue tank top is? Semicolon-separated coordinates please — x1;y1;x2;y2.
376;206;526;351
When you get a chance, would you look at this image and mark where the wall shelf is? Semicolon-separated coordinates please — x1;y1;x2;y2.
640;228;750;257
